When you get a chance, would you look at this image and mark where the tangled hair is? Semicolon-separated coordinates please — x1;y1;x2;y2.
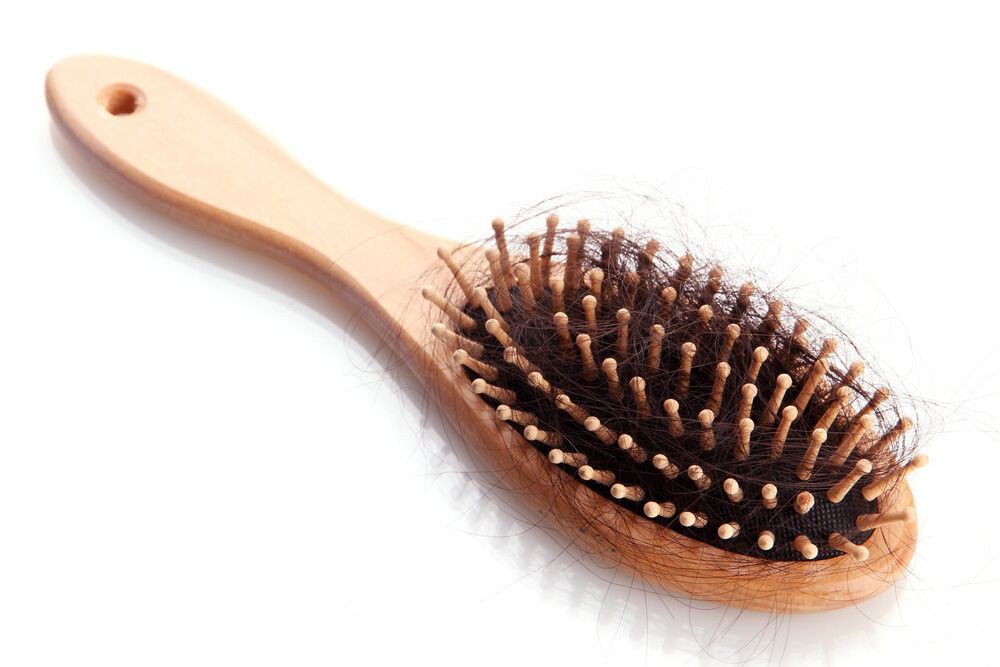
439;212;923;564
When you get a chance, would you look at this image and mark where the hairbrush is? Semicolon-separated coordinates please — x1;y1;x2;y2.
46;54;926;613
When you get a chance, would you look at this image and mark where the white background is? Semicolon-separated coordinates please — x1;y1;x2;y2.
2;3;998;665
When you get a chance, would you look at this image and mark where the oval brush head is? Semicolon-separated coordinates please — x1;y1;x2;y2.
427;217;925;609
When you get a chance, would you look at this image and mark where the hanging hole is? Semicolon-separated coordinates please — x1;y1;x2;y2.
98;84;145;116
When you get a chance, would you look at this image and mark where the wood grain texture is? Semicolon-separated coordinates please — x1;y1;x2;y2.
45;54;918;613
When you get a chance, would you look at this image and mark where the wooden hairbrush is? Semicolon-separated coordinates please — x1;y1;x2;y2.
46;54;926;614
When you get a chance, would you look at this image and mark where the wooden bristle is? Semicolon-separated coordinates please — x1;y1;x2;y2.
827;459;872;503
660;286;677;320
698;409;716;451
576;219;591;261
526;232;543;299
430;323;484;357
551;278;565;315
761;373;793;426
485;318;516;349
630;376;651;420
472;377;516;404
732;282;755;322
553;311;571;351
838;360;865;391
856;507;917;531
672;254;694;294
514;264;536;315
796;428;828;481
719;324;740;364
737;382;757;424
473;286;507;331
697;304;714;333
757;530;775;551
702;267;723;305
770;405;798;459
582;295;598;334
819;338;838;360
793;358;830;413
491;217;513;281
436;246;475;303
688;465;711;490
861;454;928;501
678;511;708;528
723;478;744;502
676;342;697;399
486;248;512;312
503;346;539;376
830;414;875;465
747;346;769;385
706;362;731;414
829;533;869;561
617;434;648;463
758;300;784;337
855;386;890;423
525;425;563;447
793;535;818;560
733;418;752;460
651;453;680;479
602;357;623;402
663;398;684;438
761;484;778;509
587;268;604;310
422;286;476;331
616;308;630;359
647;324;665;370
815;386;852;432
496;403;538;427
864;416;914;456
643;501;677;519
611;483;645;502
563;234;581;300
717;521;740;540
583;416;617;445
453;348;498;381
547;447;584;466
578;465;615;486
526;371;552;394
575;334;599;382
555;393;589;426
541;214;558;285
793;491;815;515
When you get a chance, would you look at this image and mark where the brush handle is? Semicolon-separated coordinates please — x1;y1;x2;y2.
45;54;444;336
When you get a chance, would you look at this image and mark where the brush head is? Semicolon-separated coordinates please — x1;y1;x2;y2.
424;217;924;603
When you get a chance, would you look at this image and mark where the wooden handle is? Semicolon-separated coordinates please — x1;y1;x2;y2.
45;54;445;336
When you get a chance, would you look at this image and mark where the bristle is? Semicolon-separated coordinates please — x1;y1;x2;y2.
525;425;562;447
602;358;624;402
735;418;754;460
555;393;590;426
453;348;499;381
819;338;838;360
551;278;565;315
582;295;598;334
583;416;617;445
837;360;865;391
678;511;709;528
485;248;513;312
645;239;660;257
793;535;818;560
761;373;793;426
647;324;665;370
796;428;828;481
541;214;558;285
829;533;869;561
485;318;516;349
758;301;784;337
723;478;744;502
611;483;645;502
526;371;552;394
576;219;591;259
473;287;508;331
496;404;539;427
575;334;599;381
676;342;697;399
702;267;723;305
644;501;677;519
864;416;914;456
526;232;543;299
855;386;890;423
856;507;917;531
563;234;581;300
436;247;475;303
663;399;684;437
793;359;830;413
757;530;775;550
587;268;604;310
706;362;731;414
770;405;798;458
717;521;740;540
672;254;694;294
732;282;755;322
698;409;716;451
761;484;778;509
660;286;677;320
616;308;631;359
578;465;615;486
815;386;852;432
630;376;651;420
472;377;517;404
503;346;539;376
422;286;476;331
688;465;711;490
827;459;872;503
651;453;680;479
547;447;584;465
829;414;876;465
747;346;769;385
430;323;484;357
719;324;741;364
513;264;536;315
861;454;929;501
737;383;757;423
491;218;513;282
697;304;714;334
793;491;815;515
553;311;571;351
617;433;648;463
